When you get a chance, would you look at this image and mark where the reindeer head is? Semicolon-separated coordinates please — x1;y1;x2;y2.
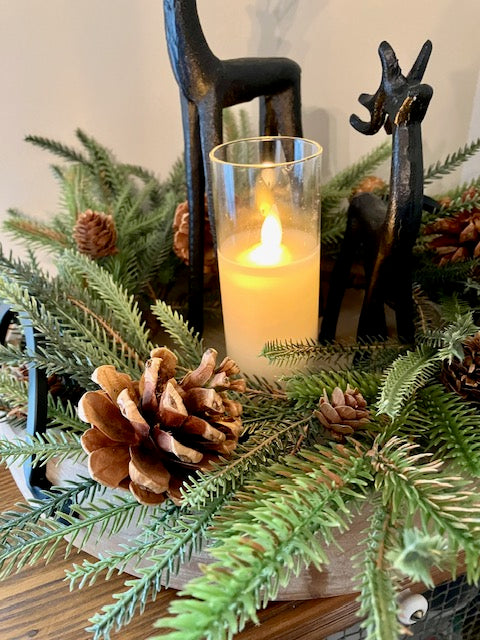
350;40;433;135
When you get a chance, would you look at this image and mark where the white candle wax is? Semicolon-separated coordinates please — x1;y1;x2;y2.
217;226;320;380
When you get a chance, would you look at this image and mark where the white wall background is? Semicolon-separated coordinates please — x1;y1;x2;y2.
1;0;479;256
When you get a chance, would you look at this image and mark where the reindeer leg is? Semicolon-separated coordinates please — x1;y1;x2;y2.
180;94;206;334
355;194;389;341
391;254;415;343
319;194;380;342
198;93;224;245
318;223;356;342
259;96;278;136
269;84;303;137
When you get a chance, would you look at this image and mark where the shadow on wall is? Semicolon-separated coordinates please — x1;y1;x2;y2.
246;0;329;59
303;107;332;178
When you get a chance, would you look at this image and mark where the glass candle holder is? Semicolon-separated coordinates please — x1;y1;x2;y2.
209;136;322;379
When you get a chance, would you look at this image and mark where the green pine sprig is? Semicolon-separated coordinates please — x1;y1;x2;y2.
370;436;480;582
423;138;480;184
261;336;406;370
0;477;100;546
376;345;439;419
405;384;480;476
179;417;309;509
150;300;204;369
86;497;226;640
286;368;381;410
152;441;371;640
56;249;153;359
355;502;404;640
387;527;453;588
0;490;149;580
0;428;83;467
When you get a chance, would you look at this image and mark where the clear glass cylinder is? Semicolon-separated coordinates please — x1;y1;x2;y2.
209;136;322;379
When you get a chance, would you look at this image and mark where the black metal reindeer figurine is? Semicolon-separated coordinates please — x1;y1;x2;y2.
163;0;303;333
320;41;433;344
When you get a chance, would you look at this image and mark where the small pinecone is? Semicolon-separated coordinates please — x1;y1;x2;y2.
73;209;118;259
173;197;217;274
442;332;480;402
78;347;245;505
352;175;387;197
424;188;480;266
314;385;370;441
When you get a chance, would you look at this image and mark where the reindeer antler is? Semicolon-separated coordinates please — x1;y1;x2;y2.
350;40;432;136
406;40;432;83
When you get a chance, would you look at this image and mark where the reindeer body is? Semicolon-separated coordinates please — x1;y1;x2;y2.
320;41;433;343
163;0;302;332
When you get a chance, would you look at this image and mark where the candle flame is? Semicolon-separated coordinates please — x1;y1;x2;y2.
248;207;285;266
261;212;282;249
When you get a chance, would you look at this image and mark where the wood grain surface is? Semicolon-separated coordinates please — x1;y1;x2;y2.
0;464;362;640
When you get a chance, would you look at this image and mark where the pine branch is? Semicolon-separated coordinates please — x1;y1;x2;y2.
355;503;404;640
150;300;203;369
369;436;480;581
285;369;381;410
56;266;148;369
57;250;152;359
406;384;480;476
387;527;452;588
180;418;310;509
66;509;177;589
0;428;84;467
52;164;96;228
0;368;28;409
152;442;371;640
25;134;90;165
261;337;405;370
0;493;149;580
75;129;125;203
413;254;480;296
423;138;480;184
322;141;391;209
4;210;70;253
0;277;140;386
86;498;225;640
47;396;88;433
412;285;443;334
420;311;479;362
376;346;439;419
421;180;480;227
0;477;100;545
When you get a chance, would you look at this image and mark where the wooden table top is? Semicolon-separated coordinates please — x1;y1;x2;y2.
0;464;361;640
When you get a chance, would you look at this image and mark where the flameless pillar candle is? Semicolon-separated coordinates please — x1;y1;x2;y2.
210;137;322;379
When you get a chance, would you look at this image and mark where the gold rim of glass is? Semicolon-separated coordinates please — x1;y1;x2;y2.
209;135;323;168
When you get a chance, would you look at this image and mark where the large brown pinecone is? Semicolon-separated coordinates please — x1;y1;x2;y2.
73;209;118;259
78;347;245;505
314;385;370;441
442;332;480;402
173;198;217;274
424;188;480;266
